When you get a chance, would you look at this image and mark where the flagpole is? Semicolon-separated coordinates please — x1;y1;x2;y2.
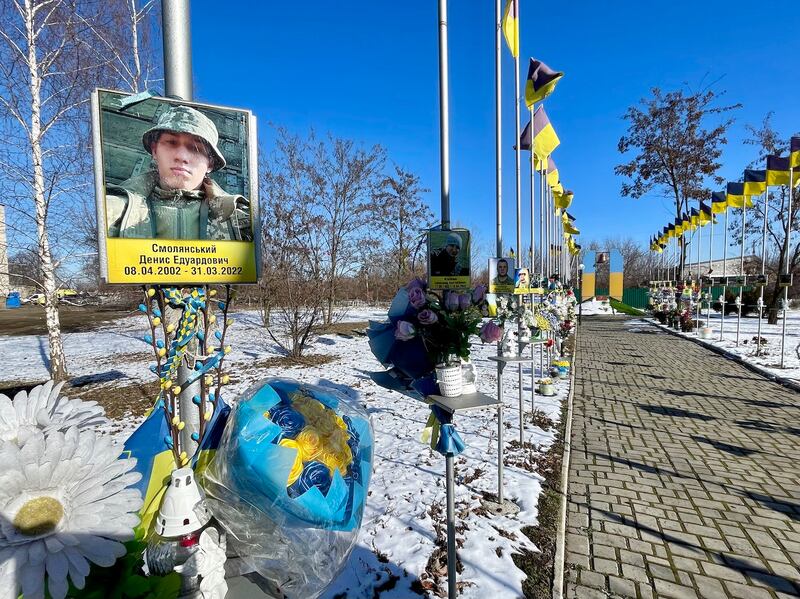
437;0;451;229
756;188;769;355
539;164;545;379
720;207;729;342
707;211;713;327
495;0;502;257
736;200;746;347
780;168;793;368
529;106;536;413
436;3;458;598
696;217;702;335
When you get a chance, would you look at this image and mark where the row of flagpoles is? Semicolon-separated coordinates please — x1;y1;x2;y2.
648;137;799;366
497;0;581;285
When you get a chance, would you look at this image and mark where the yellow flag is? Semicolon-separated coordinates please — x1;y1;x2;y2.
502;0;519;57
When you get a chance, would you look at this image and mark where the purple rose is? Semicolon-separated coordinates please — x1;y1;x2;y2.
458;293;471;311
444;291;460;311
480;321;503;343
405;277;426;292
472;284;487;303
408;286;426;309
394;320;416;341
417;309;438;325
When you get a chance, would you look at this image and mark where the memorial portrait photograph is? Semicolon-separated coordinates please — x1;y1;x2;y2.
488;257;515;294
92;89;259;284
514;268;531;295
427;228;471;290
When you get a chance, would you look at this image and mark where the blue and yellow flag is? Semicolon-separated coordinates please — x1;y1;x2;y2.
524;58;563;107
766;155;800;187
519;106;560;161
726;182;753;209
743;169;767;196
711;191;728;214
791;137;800;169
502;0;519;57
698;202;713;224
554;189;573;210
546;156;560;188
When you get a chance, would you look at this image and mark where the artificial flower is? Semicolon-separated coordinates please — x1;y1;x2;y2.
394;321;416;341
458;293;471;311
444;291;460;312
0;381;108;444
269;404;306;439
296;426;323;461
407;286;427;309
280;438;305;485
479;321;503;343
417;309;438;326
405;278;426;292
0;428;142;599
288;461;333;498
472;284;487;303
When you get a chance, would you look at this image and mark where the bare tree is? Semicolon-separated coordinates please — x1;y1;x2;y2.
311;134;386;324
615;86;739;279
259;128;326;357
373;165;433;290
0;0;152;380
730;113;800;324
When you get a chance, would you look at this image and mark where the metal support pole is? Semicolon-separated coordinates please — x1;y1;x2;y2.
529;106;536;416
720;208;729;342
162;0;193;99
707;215;713;326
494;0;502;256
162;0;196;456
445;453;457;598
781;169;794;368
513;43;521;269
736;200;746;346
437;0;451;229
496;363;504;505
757;189;769;355
696;222;702;334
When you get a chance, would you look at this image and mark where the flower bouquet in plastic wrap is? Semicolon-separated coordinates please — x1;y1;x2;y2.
200;378;373;598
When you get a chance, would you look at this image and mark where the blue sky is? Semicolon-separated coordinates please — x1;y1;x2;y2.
191;1;799;260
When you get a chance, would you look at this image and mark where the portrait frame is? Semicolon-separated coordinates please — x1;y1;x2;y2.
488;257;515;295
427;228;471;290
91;88;261;284
513;268;531;295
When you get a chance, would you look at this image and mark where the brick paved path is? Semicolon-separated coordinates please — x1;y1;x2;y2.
564;316;800;599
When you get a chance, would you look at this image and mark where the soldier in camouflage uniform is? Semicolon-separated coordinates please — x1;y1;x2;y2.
106;105;252;241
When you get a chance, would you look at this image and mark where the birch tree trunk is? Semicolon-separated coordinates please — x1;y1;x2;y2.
25;0;67;381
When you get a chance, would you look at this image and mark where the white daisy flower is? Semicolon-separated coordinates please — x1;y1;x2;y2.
0;381;108;444
0;427;143;599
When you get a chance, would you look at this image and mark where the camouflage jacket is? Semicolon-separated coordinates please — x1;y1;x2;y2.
106;171;252;241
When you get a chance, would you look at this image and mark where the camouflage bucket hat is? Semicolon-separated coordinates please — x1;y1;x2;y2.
142;105;226;171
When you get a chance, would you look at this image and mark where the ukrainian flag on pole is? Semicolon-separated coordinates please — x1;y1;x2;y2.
524;58;563;107
502;0;519;57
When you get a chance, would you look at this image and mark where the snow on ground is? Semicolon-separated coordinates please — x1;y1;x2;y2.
0;305;568;598
630;308;800;382
578;298;624;316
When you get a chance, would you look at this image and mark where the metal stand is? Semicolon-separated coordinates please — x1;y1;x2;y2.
426;391;502;598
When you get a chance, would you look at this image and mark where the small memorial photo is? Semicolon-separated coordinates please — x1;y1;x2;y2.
91;89;259;284
427;229;471;290
488;257;515;294
514;268;531;295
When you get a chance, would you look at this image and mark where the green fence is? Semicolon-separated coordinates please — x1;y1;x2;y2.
577;286;753;310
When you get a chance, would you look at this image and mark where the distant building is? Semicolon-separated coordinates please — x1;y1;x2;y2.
684;255;760;278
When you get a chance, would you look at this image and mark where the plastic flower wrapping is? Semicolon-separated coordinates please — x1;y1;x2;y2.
200;378;373;599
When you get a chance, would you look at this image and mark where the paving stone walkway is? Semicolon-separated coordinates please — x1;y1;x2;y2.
564;316;800;599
